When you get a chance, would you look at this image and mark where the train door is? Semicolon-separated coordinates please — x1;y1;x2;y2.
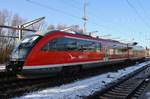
103;47;108;62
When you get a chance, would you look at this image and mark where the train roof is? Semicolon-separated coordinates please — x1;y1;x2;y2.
36;30;119;41
35;30;127;48
132;45;145;51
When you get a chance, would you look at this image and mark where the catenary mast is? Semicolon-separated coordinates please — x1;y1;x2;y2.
82;0;88;34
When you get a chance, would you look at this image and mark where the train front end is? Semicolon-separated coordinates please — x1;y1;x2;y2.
6;35;41;74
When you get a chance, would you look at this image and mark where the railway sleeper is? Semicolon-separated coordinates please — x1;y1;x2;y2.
120;82;138;86
133;93;143;97
133;88;147;96
118;85;134;88
103;93;127;98
120;82;140;86
114;86;135;90
117;85;136;88
119;82;137;85
118;83;134;86
107;91;130;96
111;89;133;93
134;91;143;95
137;88;146;92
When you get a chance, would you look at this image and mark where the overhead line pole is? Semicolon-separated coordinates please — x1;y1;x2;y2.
18;17;45;40
0;17;45;41
82;0;88;34
20;17;45;28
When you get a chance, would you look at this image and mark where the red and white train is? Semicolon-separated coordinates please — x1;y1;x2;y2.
6;30;145;75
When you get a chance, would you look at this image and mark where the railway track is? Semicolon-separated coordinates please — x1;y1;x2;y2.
0;62;140;98
0;71;17;83
86;63;150;99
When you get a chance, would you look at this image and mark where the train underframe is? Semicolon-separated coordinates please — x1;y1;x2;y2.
5;57;146;77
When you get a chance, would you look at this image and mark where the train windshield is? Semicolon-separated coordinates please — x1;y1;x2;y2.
11;35;41;60
20;35;39;48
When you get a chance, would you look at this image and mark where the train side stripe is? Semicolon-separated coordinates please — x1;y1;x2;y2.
23;58;128;70
23;60;103;69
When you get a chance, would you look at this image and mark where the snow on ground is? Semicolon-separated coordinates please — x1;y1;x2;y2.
0;64;5;70
15;61;150;99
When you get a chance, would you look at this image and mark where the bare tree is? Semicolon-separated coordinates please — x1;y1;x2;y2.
0;10;47;63
0;10;25;63
48;24;83;34
56;24;67;30
69;25;83;34
47;24;55;30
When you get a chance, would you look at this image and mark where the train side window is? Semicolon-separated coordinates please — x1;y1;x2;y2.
77;40;88;51
65;38;77;51
42;37;77;51
42;38;101;52
55;38;77;51
42;43;49;51
96;43;101;51
53;38;67;51
41;39;58;51
77;40;101;51
84;41;100;51
109;49;114;55
90;42;101;51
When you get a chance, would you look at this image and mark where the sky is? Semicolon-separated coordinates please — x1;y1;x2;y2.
0;0;150;47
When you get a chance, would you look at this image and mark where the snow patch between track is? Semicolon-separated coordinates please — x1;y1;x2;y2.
15;61;150;99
